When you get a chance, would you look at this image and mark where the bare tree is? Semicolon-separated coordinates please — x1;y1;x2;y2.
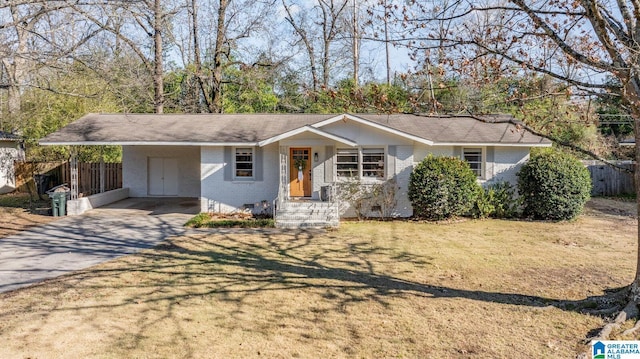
71;0;181;114
282;0;349;91
0;1;99;127
404;0;640;337
180;0;275;113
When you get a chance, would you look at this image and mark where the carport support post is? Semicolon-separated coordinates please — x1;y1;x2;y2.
99;146;105;193
70;148;78;200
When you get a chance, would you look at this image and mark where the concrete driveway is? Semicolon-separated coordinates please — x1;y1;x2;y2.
0;197;200;293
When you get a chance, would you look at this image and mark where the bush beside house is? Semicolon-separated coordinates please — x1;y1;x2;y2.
517;150;592;220
408;155;481;220
471;182;521;219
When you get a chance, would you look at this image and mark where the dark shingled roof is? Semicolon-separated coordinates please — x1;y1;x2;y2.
39;113;551;146
356;114;548;144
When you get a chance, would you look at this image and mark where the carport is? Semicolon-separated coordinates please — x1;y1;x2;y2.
39;115;202;215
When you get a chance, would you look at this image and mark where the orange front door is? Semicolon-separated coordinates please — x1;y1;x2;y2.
289;148;312;197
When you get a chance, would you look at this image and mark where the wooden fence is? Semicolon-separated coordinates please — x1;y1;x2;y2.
15;161;62;191
15;161;122;196
583;160;635;196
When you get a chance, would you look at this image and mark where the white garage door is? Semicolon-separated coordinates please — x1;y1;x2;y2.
148;157;178;196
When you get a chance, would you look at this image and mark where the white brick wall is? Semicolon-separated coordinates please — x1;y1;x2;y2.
122;146;201;197
394;145;414;217
200;144;279;213
121;142;532;216
414;145;454;161
310;145;327;200
490;147;530;186
413;145;530;186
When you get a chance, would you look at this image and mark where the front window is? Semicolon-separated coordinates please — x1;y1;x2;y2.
362;148;385;178
336;147;385;179
336;148;358;178
235;147;253;178
463;148;483;177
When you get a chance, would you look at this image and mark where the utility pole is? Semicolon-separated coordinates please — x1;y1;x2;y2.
352;0;359;87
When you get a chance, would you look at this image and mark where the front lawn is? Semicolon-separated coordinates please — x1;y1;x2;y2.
0;200;637;358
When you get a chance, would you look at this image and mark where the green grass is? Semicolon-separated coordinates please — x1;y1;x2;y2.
185;213;275;228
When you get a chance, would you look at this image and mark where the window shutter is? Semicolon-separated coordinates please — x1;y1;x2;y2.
224;147;232;181
255;147;263;181
324;145;334;182
453;146;462;158
387;145;396;179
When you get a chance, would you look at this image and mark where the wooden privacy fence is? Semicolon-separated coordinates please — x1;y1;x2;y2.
583;160;635;196
15;161;62;191
15;161;122;196
58;162;122;196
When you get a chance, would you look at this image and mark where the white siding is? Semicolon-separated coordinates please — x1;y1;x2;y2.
122;146;200;197
200;144;279;213
322;121;413;146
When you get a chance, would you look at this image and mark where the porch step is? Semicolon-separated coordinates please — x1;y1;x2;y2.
276;219;340;229
275;200;339;228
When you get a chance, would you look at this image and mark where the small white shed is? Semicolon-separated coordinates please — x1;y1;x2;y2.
0;132;24;194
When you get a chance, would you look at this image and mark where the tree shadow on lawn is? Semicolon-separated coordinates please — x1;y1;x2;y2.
35;228;626;317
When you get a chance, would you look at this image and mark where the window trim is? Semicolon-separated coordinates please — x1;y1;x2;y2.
233;146;255;180
462;147;485;179
336;148;359;178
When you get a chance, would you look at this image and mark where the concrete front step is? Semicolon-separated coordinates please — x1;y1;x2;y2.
277;213;338;221
280;202;334;209
275;200;339;228
276;219;340;229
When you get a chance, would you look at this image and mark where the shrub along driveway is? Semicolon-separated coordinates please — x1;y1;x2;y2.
0;197;199;293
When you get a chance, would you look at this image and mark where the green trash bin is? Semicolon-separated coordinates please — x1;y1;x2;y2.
51;192;67;216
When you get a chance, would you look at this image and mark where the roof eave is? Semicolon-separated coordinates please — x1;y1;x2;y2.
433;142;553;147
38;141;260;146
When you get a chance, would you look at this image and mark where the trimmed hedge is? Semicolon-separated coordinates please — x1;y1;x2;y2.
517;150;591;220
408;155;481;220
185;213;275;228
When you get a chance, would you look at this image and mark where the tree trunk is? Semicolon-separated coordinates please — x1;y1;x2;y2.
383;0;391;86
631;111;640;302
4;5;37;130
322;31;330;89
352;0;359;87
626;78;640;302
153;0;164;114
190;0;210;113
211;0;228;114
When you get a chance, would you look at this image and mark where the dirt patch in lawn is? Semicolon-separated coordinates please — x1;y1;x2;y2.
0;193;56;237
585;197;637;219
0;198;637;358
